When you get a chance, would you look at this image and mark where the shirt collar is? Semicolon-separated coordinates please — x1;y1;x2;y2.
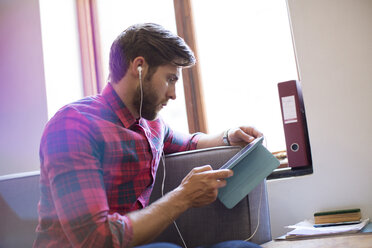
102;83;137;128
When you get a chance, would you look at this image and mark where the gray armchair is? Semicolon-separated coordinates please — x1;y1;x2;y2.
0;171;40;248
0;146;272;247
150;146;272;247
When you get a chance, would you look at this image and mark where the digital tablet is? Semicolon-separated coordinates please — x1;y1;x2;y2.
218;137;280;209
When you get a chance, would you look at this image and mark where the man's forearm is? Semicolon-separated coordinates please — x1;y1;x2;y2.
196;131;225;149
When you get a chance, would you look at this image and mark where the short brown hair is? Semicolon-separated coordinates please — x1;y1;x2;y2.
109;23;196;83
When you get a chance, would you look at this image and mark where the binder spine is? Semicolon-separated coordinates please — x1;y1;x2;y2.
278;80;312;168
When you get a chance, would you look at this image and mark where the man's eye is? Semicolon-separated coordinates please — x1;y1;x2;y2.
168;76;178;84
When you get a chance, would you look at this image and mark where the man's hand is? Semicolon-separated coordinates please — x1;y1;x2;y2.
176;165;233;208
228;126;263;147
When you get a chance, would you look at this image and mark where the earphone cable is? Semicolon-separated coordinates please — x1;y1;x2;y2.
245;182;263;241
245;135;266;241
139;66;186;247
139;68;143;119
161;152;188;248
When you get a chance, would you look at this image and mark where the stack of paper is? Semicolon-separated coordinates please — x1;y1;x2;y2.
277;218;369;240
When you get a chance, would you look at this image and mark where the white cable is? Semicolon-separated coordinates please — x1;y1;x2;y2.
138;68;143;119
137;75;186;246
245;136;267;241
245;169;264;241
173;221;188;248
160;152;188;248
160;154;166;197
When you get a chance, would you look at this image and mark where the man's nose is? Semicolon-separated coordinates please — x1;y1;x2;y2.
167;84;176;100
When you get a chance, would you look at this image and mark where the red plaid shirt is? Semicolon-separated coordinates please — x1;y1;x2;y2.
34;83;200;247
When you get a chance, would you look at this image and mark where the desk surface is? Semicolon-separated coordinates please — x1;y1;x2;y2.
261;233;372;248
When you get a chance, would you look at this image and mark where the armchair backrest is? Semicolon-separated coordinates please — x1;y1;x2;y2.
150;146;272;247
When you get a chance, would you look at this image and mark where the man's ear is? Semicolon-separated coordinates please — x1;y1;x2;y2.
131;56;146;76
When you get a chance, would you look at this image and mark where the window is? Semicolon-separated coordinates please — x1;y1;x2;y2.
95;0;189;133
39;0;84;119
46;0;299;153
191;0;298;152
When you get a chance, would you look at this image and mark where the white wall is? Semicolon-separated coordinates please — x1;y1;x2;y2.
267;0;372;238
0;0;48;176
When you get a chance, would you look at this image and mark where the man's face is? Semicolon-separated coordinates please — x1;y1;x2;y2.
133;64;180;120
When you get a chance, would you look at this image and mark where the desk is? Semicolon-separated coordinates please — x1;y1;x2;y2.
261;233;372;248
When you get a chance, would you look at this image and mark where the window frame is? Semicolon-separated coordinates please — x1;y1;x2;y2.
76;0;105;96
173;0;208;134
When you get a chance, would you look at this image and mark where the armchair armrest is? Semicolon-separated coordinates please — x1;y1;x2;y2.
149;146;272;247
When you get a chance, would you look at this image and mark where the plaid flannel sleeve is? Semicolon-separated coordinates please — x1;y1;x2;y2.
41;108;133;247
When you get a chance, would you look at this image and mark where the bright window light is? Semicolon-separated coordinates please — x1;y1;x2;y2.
39;0;83;119
192;0;298;152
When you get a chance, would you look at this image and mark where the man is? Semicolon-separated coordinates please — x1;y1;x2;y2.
34;23;262;248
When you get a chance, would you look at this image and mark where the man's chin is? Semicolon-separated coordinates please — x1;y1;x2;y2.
141;111;159;121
